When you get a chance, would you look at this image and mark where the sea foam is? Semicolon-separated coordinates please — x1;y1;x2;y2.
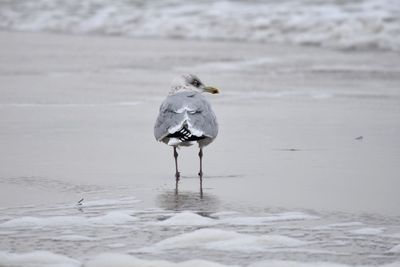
0;0;399;51
85;253;237;267
0;210;137;228
147;228;307;253
157;211;218;225
349;227;385;235
0;251;80;267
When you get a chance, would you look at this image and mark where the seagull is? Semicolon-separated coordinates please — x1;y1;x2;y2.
154;74;219;191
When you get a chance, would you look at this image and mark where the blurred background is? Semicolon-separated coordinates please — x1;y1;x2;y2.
1;0;400;51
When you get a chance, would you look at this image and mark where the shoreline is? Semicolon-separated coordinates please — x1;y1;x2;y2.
0;31;399;216
0;30;400;267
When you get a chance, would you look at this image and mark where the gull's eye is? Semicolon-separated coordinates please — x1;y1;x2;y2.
191;79;201;87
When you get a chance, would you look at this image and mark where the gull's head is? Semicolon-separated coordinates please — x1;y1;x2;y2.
169;74;220;95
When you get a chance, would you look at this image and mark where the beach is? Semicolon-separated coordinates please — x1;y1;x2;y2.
0;31;400;266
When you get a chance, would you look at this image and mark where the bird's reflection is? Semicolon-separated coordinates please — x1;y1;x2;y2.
156;189;220;214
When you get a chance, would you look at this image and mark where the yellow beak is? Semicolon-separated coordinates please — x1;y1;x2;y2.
204;86;220;94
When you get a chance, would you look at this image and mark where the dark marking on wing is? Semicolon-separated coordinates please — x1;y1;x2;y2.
167;127;206;142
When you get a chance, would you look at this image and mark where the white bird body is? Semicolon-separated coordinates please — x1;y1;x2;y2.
154;74;219;148
154;74;220;191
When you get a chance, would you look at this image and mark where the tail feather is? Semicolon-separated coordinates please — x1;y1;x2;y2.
167;126;205;142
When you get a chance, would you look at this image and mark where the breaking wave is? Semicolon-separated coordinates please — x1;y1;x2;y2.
1;0;400;51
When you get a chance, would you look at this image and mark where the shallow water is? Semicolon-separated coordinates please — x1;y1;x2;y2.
1;189;400;266
0;32;400;266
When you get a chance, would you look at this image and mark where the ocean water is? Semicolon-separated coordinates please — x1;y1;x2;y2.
0;191;400;267
0;0;400;51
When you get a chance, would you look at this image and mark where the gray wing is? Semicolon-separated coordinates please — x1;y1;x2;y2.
154;92;218;141
154;94;186;141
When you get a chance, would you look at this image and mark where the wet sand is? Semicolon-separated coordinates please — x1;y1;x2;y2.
1;31;399;214
0;31;400;266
